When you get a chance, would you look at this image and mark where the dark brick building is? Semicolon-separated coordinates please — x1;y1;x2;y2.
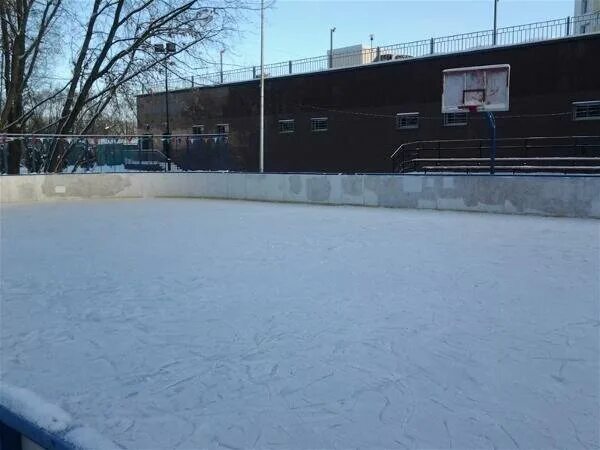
137;33;600;173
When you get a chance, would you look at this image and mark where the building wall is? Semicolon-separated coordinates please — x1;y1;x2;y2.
574;0;600;15
574;0;600;33
137;34;600;173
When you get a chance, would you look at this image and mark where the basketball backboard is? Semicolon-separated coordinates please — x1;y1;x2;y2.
442;64;510;113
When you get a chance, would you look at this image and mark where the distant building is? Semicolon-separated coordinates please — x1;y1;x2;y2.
327;45;374;69
326;45;412;69
573;0;600;34
138;33;600;173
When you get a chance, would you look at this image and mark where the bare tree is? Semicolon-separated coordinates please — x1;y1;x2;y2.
1;0;251;173
0;0;63;173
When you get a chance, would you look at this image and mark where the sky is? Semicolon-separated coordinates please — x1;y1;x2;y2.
217;0;574;71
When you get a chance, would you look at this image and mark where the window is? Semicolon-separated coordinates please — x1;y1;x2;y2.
279;119;295;133
192;125;204;135
311;117;328;132
573;101;600;121
216;124;229;134
396;113;419;129
444;112;468;127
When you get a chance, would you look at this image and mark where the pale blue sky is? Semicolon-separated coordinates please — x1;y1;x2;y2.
219;0;574;70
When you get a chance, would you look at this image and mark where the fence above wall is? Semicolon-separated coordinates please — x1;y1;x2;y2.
140;12;600;93
0;133;230;175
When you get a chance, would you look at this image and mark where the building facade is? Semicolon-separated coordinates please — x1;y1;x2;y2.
137;33;600;173
574;0;600;33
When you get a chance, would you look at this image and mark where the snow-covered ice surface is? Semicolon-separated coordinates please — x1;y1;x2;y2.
1;198;598;450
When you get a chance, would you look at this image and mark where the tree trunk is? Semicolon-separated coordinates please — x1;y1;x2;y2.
6;138;23;174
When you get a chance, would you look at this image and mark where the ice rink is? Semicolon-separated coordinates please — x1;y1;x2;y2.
1;198;598;449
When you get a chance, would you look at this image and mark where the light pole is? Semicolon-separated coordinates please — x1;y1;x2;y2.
220;49;225;84
329;27;336;68
259;0;265;172
369;34;374;61
493;0;499;45
154;42;176;171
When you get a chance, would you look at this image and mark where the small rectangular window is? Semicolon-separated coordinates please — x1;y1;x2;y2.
573;101;600;121
443;112;468;127
192;125;204;134
278;119;295;133
311;117;328;132
216;124;230;134
396;113;419;130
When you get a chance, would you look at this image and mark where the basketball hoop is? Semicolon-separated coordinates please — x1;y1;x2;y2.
442;64;510;176
441;64;510;114
458;105;480;114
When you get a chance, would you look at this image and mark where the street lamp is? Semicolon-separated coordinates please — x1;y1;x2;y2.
259;0;265;173
493;0;499;45
329;27;336;68
220;49;225;84
370;34;374;61
154;42;176;171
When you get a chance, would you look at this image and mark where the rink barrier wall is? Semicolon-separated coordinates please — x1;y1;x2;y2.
0;404;68;450
0;384;122;450
1;172;599;218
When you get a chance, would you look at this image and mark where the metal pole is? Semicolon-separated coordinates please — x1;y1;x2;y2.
329;27;336;68
259;0;265;173
220;49;225;84
493;0;498;45
485;112;497;175
164;59;171;171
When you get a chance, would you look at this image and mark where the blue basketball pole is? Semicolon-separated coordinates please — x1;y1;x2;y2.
485;111;497;175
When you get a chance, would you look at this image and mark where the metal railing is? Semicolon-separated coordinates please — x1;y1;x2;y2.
0;133;230;175
141;12;600;93
391;135;600;174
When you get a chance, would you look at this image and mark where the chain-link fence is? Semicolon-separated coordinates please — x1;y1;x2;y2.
0;134;230;175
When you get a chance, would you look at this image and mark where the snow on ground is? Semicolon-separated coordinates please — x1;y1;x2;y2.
0;199;598;450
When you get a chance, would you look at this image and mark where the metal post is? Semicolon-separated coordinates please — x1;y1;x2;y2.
220;49;225;84
430;38;435;54
370;34;374;61
566;16;571;36
259;0;265;173
493;0;499;45
164;59;171;171
288;60;292;74
329;27;336;69
485;112;497;174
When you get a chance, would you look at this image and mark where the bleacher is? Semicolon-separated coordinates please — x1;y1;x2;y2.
391;136;600;174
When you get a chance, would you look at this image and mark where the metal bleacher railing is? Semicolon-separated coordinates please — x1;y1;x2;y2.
390;135;600;174
142;12;600;93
